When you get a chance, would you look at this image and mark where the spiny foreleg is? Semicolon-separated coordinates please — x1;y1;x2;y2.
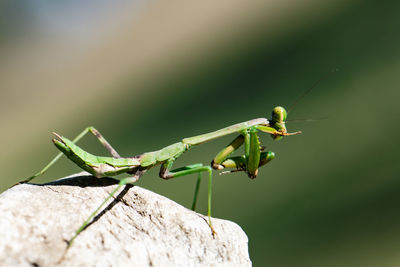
211;128;275;178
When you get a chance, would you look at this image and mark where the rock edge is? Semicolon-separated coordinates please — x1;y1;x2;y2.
0;173;251;266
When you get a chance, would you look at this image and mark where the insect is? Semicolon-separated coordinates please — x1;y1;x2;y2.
18;106;301;249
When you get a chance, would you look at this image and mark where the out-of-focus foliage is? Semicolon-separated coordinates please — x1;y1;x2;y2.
1;1;399;266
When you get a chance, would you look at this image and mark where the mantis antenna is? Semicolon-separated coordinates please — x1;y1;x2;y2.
287;68;338;113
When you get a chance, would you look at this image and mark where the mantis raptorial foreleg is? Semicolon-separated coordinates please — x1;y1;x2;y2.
246;128;261;178
211;128;275;178
212;135;244;169
18;127;119;185
218;152;275;174
159;159;215;235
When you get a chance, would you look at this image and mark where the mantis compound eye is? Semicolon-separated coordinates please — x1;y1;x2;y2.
271;106;287;122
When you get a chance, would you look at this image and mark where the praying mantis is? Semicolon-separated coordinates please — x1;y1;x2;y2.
18;106;301;249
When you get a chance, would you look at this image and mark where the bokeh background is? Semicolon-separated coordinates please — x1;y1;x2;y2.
1;1;400;266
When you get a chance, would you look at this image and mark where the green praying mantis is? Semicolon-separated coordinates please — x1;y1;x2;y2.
18;106;301;249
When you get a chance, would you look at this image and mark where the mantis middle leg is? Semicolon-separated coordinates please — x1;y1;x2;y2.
159;158;216;236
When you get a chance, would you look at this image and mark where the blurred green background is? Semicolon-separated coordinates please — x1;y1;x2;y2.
1;0;400;266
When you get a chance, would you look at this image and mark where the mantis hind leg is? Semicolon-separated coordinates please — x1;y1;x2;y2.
59;173;143;262
159;159;216;236
211;135;244;170
17;127;120;185
66;175;139;247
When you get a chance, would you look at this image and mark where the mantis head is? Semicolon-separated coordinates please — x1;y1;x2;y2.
268;106;302;139
270;106;288;140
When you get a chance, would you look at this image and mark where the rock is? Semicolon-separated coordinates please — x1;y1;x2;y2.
0;173;251;266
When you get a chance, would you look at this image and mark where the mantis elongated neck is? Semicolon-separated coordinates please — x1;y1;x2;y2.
182;118;269;146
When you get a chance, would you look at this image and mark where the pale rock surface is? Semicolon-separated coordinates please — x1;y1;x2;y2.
0;173;251;266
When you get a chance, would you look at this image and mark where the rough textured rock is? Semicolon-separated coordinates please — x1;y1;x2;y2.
0;173;251;266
